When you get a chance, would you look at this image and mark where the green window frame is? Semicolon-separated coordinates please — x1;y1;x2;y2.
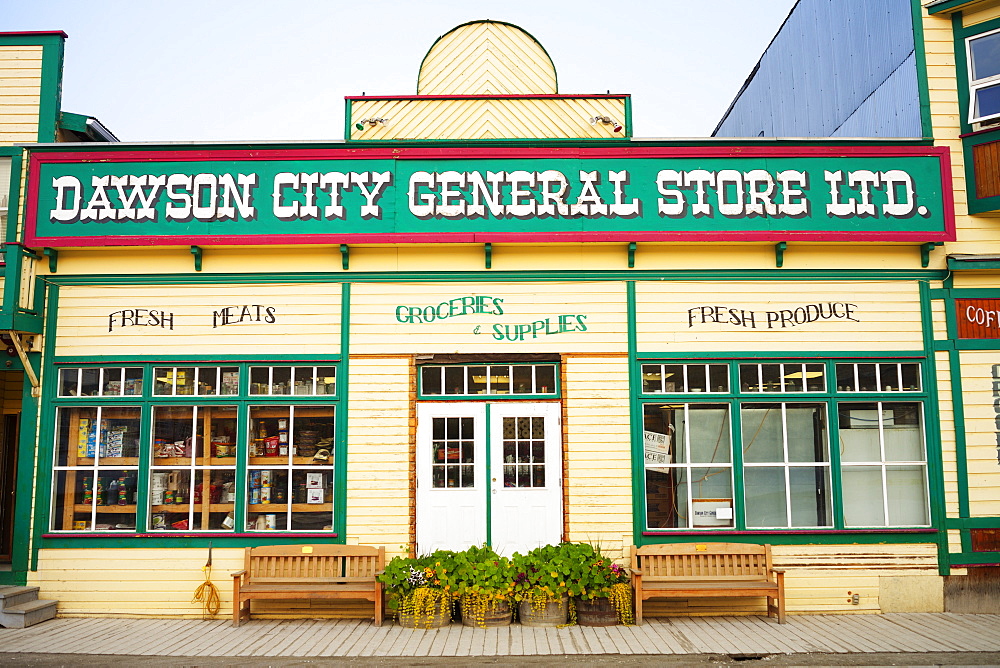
418;363;559;398
639;358;931;533
49;360;341;535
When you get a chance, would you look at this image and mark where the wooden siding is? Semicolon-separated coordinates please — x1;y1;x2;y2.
0;45;42;145
418;21;556;95
349;282;628;355
345;357;412;553
964;3;1000;27
936;352;961;518
349;97;627;140
54;284;342;357
635;281;922;353
973;141;1000;199
563;356;632;558
956;351;1000;518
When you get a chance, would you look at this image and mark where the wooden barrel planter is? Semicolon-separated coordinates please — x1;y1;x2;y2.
459;595;512;628
395;588;452;629
576;597;619;626
518;595;569;627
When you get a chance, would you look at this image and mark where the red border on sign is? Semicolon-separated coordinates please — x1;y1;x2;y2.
24;145;956;247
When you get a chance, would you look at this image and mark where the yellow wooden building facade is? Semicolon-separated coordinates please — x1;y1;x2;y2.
3;13;995;619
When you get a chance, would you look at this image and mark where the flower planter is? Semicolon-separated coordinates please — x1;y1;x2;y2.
576;597;619;626
518;595;569;627
394;587;452;629
460;594;512;628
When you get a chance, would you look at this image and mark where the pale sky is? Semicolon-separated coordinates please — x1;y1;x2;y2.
3;0;798;142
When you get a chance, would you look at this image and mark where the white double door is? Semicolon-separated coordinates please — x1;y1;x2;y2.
415;402;562;556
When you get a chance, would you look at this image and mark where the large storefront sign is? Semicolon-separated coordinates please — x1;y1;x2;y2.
957;299;1000;339
24;146;953;246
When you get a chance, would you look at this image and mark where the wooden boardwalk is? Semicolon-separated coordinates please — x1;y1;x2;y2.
0;614;998;658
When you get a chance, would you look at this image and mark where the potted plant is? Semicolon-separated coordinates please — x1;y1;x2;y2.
571;542;634;626
452;545;515;628
378;549;456;628
511;543;578;626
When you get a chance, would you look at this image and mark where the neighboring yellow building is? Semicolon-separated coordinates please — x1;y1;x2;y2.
3;15;989;621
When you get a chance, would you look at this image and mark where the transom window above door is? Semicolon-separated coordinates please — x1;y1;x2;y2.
420;364;558;397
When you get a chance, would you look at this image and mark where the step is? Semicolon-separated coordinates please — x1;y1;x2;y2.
0;586;41;610
0;598;57;629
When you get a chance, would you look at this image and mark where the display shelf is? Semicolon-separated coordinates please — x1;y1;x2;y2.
151;456;237;466
72;457;140;467
74;504;138;513
247;503;332;512
150;503;235;512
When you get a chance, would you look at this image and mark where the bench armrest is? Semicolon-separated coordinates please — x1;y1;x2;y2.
231;570;247;579
770;568;786;574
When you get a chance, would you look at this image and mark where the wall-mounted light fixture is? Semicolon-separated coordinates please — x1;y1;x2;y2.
589;115;623;133
355;117;389;131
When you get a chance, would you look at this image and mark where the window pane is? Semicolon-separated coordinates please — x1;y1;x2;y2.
646;467;689;529
900;364;920;392
838;403;882;461
488;365;510;394
709;364;729;393
153;406;196;461
878;364;900;392
291;367;316;395
690;467;733;527
249;367;270;395
688;404;731;464
316;367;336;395
687;365;708;393
270;367;291;395
856;364;877;392
741;404;783;462
882;403;924;461
80;368;100;396
740;365;760;392
124;368;144;395
444;367;464;394
59;368;80;397
421;367;442;395
886;465;929;525
805;364;825;392
641;365;662;393
513;365;533;393
56;406;97;466
835;364;856;392
467;366;487;395
782;364;803;392
196;367;219;395
643;404;678;465
100;368;124;396
535;365;556;394
785;404;827;463
842;466;886;527
789;466;832;527
745;466;787;528
971;31;1000;81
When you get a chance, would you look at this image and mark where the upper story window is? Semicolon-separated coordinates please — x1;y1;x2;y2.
420;364;557;397
967;27;1000;124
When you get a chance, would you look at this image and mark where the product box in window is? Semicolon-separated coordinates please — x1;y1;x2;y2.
307;488;324;504
78;419;97;458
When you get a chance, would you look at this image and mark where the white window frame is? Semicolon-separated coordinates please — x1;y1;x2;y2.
967;26;1000;124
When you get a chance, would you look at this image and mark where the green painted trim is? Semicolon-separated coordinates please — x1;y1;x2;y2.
12;368;38;583
948;551;1000;565
626;281;643;547
637;350;927;361
640;533;939;546
36;36;65;143
940;287;1000;298
945;340;1000;350
484;402;492;547
39;534;344;549
4;150;22;244
334;282;349;542
926;1;976;15
51;354;342;364
912;0;935;139
919;280;952;575
343;99;352;142
42;269;951;288
624;97;633;140
948;353;971;522
954;13;973;137
946;516;1000;528
634;356;937;542
30;283;59;570
415;20;559;95
58;112;90;134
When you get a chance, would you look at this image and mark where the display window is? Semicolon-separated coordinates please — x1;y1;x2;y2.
640;359;930;532
419;363;558;397
49;362;339;533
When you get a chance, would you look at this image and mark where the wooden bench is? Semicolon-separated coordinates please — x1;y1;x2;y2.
232;544;384;627
630;542;785;624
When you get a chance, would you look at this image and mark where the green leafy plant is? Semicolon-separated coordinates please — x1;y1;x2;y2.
451;544;515;627
378;549;457;627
